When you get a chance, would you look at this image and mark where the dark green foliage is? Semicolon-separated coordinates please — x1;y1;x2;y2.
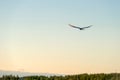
1;75;19;80
0;73;120;80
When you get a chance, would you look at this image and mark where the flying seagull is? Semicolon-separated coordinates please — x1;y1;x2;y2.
69;24;92;30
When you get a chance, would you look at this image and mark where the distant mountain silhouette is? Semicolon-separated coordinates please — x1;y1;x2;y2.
0;70;62;77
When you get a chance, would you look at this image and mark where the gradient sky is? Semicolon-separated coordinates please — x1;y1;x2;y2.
0;0;120;74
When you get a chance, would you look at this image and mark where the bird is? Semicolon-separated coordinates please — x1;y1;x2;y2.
69;24;92;30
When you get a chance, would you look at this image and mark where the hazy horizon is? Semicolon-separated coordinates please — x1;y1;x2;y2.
0;0;120;74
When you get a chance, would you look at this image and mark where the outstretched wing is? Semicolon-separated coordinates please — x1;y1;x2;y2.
68;24;80;29
82;25;92;29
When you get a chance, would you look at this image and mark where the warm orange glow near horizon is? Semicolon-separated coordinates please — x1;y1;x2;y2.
0;0;120;74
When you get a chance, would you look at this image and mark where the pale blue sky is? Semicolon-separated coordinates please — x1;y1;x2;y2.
0;0;120;74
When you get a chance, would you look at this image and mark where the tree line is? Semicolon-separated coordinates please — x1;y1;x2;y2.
0;73;120;80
